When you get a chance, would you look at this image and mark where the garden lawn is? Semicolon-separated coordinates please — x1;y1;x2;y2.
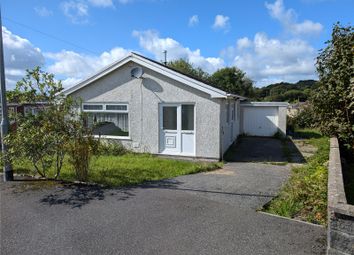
10;154;222;187
263;129;329;225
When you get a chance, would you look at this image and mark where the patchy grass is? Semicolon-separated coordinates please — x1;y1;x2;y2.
263;129;329;225
266;161;288;166
7;153;222;187
291;129;323;139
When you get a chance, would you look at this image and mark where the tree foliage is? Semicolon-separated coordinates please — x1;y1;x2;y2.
209;67;254;97
65;113;97;182
8;66;63;103
253;80;318;102
5;67;97;180
287;103;318;133
312;23;354;151
167;59;318;101
167;59;210;83
167;59;255;97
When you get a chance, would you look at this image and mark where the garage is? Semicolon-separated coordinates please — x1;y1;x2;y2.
240;102;288;137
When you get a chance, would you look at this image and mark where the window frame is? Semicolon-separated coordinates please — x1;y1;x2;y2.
82;103;129;113
82;102;130;140
181;104;195;131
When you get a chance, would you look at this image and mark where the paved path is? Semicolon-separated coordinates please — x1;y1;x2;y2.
1;161;326;255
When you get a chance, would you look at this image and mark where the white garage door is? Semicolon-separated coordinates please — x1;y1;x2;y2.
242;107;279;136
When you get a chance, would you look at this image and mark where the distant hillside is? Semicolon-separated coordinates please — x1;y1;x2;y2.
253;80;318;102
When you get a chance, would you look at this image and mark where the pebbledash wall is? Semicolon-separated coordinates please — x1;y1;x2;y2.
327;138;354;255
70;61;239;159
219;99;241;154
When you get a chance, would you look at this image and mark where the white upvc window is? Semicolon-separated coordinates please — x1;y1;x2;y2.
82;103;130;139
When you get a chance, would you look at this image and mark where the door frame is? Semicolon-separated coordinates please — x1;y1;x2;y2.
159;103;196;156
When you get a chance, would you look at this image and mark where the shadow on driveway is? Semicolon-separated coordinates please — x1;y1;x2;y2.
224;136;306;163
37;179;188;208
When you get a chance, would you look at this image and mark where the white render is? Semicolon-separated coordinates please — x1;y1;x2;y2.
63;53;287;160
64;54;242;159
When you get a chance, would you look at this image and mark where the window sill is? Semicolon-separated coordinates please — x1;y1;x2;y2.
93;135;131;141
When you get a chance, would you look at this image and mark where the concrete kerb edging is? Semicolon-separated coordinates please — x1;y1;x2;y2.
258;211;325;228
0;173;106;188
327;137;354;255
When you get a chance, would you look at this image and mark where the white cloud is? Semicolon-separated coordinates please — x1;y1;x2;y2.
265;0;323;35
45;47;130;87
2;26;45;89
61;1;89;24
88;0;114;7
237;37;252;50
212;15;230;31
61;77;85;87
132;30;224;73
228;32;317;86
34;6;53;17
188;15;199;27
2;26;131;89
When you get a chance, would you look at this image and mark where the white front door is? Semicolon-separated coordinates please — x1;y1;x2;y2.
159;104;195;156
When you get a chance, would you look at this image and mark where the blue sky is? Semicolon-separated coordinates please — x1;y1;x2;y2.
2;0;353;88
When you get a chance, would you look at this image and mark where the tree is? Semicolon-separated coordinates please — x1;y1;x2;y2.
65;113;97;182
167;59;210;83
312;23;354;151
209;67;254;97
8;66;63;103
5;67;67;177
5;67;97;180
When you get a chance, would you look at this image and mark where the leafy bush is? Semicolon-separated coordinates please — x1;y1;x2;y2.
287;104;318;134
5;67;68;178
5;67;98;181
295;105;317;129
95;140;128;156
312;23;354;153
5;115;56;177
65;117;98;182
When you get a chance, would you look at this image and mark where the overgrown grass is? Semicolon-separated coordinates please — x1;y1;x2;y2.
7;154;222;187
264;129;329;225
291;128;323;139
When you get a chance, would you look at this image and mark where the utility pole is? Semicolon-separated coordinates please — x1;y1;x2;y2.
163;50;167;65
0;8;14;181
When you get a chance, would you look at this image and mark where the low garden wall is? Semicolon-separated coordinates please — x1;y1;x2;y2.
327;137;354;255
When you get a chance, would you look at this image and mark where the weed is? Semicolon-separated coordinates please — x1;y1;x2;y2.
263;129;329;225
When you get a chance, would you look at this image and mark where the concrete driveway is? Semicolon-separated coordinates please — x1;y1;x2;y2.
1;161;326;255
225;136;306;163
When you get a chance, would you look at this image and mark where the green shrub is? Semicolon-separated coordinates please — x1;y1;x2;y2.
95;140;128;156
312;24;354;153
264;132;329;225
287;104;318;134
65;116;98;182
